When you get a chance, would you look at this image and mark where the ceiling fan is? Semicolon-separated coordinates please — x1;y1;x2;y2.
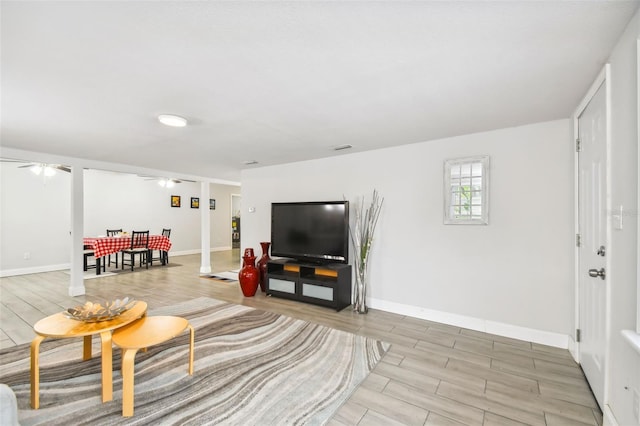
138;175;196;188
0;158;71;175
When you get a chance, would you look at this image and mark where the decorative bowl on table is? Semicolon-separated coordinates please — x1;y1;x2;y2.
64;297;136;322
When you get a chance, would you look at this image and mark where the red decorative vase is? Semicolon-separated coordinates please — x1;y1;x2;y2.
256;242;271;292
239;254;259;297
242;248;255;267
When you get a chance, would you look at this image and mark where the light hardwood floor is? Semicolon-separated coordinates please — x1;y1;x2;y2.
0;251;601;425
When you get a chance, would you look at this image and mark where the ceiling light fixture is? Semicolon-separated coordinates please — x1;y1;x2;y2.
158;179;176;188
29;164;56;176
43;166;56;177
158;114;188;127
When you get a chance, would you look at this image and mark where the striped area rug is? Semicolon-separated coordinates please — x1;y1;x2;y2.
0;297;389;425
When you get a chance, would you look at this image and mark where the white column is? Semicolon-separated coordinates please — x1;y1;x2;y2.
69;166;85;296
200;181;211;274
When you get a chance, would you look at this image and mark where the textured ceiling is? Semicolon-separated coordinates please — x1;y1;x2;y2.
1;1;638;182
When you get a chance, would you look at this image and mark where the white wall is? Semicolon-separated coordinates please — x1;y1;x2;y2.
0;164;71;272
604;9;640;426
0;166;239;274
84;170;236;254
241;119;574;346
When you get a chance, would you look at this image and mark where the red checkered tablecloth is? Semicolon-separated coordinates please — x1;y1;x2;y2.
83;235;172;259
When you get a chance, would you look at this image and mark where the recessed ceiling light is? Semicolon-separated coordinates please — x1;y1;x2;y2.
243;160;259;165
333;144;352;151
158;114;188;127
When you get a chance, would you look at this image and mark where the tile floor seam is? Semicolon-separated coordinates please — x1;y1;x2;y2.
484;387;599;426
377;385;432;424
432;386;498;426
437;381;548;424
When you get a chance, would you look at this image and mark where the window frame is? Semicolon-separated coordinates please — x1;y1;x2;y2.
443;155;490;225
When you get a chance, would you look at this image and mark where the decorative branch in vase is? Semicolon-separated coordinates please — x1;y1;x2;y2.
348;190;383;314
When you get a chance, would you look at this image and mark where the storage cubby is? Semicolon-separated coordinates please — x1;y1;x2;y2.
266;259;352;311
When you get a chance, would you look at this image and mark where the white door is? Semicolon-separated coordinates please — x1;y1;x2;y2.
578;79;607;408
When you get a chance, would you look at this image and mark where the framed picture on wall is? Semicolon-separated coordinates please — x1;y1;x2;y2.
209;199;216;210
171;195;181;208
191;197;200;209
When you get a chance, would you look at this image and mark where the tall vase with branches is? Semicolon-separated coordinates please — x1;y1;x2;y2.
349;190;383;314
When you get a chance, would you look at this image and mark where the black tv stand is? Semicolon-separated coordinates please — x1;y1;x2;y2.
266;259;352;311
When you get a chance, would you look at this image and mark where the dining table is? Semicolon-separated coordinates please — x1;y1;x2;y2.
83;235;172;275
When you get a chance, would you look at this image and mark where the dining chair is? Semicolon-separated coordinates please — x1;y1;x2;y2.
106;228;123;268
149;228;171;266
121;231;150;271
83;245;105;273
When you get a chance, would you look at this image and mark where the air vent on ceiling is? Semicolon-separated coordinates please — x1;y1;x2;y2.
333;144;352;151
243;160;259;165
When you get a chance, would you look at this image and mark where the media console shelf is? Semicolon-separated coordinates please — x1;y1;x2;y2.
266;259;352;311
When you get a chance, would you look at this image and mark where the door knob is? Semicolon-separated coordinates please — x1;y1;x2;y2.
588;268;606;280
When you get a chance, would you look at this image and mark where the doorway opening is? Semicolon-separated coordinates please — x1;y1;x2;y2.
231;194;241;250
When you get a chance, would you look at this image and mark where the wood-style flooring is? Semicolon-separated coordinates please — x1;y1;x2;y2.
0;251;601;425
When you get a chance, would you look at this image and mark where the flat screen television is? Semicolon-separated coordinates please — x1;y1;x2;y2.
271;201;349;264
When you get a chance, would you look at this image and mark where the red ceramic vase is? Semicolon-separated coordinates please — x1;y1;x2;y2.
242;248;255;267
239;254;259;297
256;242;271;292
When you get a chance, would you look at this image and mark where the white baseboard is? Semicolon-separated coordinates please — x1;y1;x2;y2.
212;246;233;252
0;263;70;278
170;247;233;257
568;335;579;362
370;297;569;349
170;249;201;256
0;247;235;277
603;404;619;426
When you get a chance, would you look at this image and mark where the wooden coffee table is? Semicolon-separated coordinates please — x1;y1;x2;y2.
112;316;194;416
30;301;148;409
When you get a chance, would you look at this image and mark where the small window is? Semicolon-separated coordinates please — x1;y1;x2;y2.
444;156;489;225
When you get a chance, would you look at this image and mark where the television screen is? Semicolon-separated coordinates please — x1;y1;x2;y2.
271;201;349;264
